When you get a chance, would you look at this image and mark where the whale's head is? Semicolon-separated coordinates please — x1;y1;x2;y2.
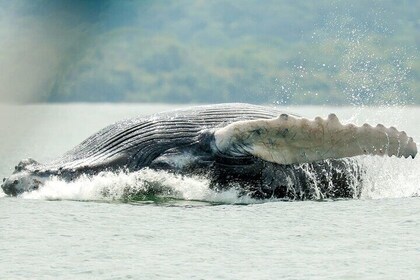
1;172;45;196
1;158;46;196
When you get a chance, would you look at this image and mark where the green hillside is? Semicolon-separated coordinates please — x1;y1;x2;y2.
1;0;418;105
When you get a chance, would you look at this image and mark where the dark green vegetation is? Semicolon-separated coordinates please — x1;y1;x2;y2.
1;0;418;105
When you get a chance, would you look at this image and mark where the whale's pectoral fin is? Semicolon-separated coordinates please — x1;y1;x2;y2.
214;114;417;165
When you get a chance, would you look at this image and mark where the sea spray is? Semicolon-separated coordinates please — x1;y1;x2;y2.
18;154;419;203
20;168;259;204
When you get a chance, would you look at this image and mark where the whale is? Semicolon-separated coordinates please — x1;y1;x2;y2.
1;103;417;199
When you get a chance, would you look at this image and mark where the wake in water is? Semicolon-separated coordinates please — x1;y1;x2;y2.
6;155;416;204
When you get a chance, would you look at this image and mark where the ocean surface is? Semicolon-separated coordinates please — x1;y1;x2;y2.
0;104;419;279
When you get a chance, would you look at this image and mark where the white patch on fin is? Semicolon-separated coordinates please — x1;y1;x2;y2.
214;114;417;165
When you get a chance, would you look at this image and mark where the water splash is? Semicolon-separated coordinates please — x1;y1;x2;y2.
359;156;420;199
19;169;259;204
10;155;418;204
274;5;415;106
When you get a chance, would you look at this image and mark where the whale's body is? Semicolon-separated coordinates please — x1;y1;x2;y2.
1;104;417;199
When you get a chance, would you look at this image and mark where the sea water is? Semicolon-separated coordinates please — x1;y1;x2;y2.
0;104;419;279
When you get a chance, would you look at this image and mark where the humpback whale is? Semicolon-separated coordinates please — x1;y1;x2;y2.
1;104;417;199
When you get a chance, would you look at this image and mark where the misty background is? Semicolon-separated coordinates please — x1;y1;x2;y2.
0;0;418;105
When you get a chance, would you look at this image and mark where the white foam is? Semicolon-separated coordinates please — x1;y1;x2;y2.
19;169;259;204
359;156;420;199
15;156;419;203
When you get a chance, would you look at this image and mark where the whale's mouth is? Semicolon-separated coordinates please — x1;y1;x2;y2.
1;172;43;196
1;158;45;196
1;177;18;196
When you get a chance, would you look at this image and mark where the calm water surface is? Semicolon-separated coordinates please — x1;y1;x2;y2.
0;104;419;279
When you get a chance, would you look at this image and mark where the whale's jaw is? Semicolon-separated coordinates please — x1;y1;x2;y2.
1;171;46;196
2;158;45;196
